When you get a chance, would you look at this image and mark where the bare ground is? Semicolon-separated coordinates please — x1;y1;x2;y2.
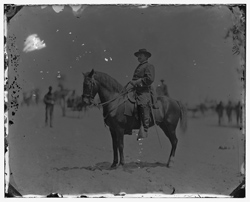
7;104;244;196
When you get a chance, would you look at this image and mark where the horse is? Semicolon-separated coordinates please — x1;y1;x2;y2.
82;69;187;168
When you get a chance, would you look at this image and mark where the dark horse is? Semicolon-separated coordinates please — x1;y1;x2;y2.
82;69;187;168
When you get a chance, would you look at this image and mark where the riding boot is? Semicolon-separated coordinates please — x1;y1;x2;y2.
137;105;150;140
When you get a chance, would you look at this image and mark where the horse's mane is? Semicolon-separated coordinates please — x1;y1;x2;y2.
94;71;124;93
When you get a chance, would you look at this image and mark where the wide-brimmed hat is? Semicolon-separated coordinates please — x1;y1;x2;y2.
134;49;151;58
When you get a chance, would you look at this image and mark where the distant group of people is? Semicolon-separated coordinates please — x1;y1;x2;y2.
43;86;89;127
216;100;242;126
21;88;40;106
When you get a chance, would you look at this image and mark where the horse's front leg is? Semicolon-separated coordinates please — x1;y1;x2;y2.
117;127;125;166
110;129;119;168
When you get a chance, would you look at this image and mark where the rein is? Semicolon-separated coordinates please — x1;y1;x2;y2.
90;81;133;107
90;82;134;120
94;87;133;107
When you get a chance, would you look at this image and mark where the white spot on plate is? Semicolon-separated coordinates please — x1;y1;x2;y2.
23;34;46;53
70;5;82;12
138;5;149;9
52;5;64;13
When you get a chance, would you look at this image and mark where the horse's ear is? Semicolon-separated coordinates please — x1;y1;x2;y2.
88;69;95;78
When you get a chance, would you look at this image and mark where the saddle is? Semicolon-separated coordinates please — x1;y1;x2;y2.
124;91;138;119
124;89;159;119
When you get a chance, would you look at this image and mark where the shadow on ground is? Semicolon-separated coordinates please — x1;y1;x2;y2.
52;161;167;173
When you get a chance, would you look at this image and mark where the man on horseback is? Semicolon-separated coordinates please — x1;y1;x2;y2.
129;49;155;140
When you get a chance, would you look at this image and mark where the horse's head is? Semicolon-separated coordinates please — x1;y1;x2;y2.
82;69;98;105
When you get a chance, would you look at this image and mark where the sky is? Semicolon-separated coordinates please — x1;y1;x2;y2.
7;4;243;105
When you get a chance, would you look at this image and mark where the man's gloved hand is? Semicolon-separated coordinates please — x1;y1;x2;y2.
130;79;142;87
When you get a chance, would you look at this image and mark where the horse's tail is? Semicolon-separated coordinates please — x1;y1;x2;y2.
177;101;188;133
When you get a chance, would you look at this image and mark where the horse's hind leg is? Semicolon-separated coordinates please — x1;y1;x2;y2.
159;123;178;168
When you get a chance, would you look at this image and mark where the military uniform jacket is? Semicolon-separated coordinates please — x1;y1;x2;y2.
132;61;155;105
132;61;155;89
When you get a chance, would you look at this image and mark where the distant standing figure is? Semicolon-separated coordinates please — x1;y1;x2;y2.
156;79;169;97
216;101;224;125
235;101;242;126
34;88;40;105
199;103;207;116
226;101;233;123
43;86;55;127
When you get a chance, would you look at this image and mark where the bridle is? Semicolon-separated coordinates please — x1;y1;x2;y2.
82;77;97;106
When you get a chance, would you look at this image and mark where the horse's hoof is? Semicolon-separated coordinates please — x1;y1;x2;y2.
167;160;174;168
110;163;118;169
